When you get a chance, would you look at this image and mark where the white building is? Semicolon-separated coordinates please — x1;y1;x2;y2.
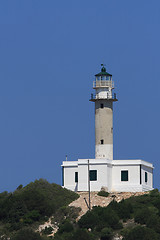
62;65;153;192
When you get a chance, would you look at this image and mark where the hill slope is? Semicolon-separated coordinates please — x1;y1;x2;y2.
1;181;160;240
54;189;160;240
0;179;79;239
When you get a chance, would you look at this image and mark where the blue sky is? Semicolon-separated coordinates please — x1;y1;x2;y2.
0;0;160;191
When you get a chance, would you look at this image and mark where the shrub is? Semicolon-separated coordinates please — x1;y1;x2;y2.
12;228;42;240
42;226;53;235
150;189;159;197
58;220;74;234
146;214;160;234
100;227;113;240
98;191;109;198
23;210;40;224
54;206;81;223
108;200;133;220
78;211;98;229
134;207;150;224
122;226;158;240
78;206;122;231
70;229;96;240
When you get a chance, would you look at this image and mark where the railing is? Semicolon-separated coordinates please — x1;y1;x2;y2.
93;80;114;88
90;93;117;101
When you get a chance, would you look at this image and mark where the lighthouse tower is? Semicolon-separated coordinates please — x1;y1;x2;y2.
62;65;153;192
90;65;117;160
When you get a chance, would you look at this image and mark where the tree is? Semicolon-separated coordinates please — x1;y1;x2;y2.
123;226;158;240
12;228;42;240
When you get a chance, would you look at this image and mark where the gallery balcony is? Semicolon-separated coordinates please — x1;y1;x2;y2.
90;93;118;102
93;80;114;89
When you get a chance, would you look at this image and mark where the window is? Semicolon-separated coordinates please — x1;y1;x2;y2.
75;172;78;183
145;172;148;183
121;170;128;181
100;103;104;108
100;139;104;145
101;76;106;80
89;170;97;181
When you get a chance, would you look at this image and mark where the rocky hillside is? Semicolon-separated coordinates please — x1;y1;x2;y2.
0;179;79;240
54;189;160;240
0;180;159;240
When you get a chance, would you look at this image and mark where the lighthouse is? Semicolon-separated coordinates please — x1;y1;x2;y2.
62;65;154;192
90;64;117;160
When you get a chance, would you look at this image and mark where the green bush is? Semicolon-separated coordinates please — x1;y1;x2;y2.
54;206;81;223
42;226;53;235
58;220;74;234
97;191;109;198
152;198;160;215
78;206;122;231
108;200;133;220
70;229;96;240
122;226;158;240
78;211;98;229
150;189;159;197
146;214;160;234
134;207;150;224
23;210;41;224
100;227;113;240
11;228;42;240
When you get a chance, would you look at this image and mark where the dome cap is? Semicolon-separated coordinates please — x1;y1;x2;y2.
95;64;112;77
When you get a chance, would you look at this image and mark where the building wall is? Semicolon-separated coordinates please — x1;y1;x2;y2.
107;164;112;192
112;164;141;192
78;159;111;192
78;163;110;192
62;159;153;192
77;162;88;191
89;163;108;191
63;164;78;191
141;165;153;191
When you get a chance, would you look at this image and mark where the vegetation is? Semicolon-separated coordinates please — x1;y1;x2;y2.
0;181;160;240
12;228;47;240
0;179;78;238
97;191;109;198
53;206;81;224
54;189;160;240
54;205;122;240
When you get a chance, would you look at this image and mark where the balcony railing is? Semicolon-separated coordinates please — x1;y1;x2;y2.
93;80;114;88
90;93;117;101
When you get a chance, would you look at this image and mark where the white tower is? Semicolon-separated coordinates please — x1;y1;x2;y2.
90;65;117;160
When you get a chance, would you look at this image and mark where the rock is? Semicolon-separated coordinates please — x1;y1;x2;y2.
101;186;108;192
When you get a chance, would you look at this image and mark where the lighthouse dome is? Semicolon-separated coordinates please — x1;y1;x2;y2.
95;66;112;81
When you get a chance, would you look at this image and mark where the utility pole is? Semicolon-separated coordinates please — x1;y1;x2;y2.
88;159;91;210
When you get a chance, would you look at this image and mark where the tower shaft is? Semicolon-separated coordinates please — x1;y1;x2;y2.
95;100;113;159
